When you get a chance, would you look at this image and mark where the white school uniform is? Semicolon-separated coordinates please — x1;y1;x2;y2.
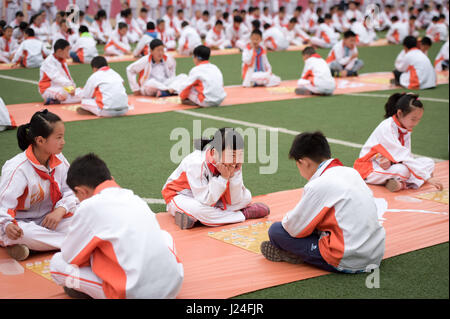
156;26;177;51
4;0;20;24
326;40;361;71
116;17;143;44
104;30;131;56
282;158;386;273
196;18;214;38
38;54;82;103
90;19;113;44
354;116;435;189
351;21;377;46
310;22;340;49
177;25;202;56
177;61;227;107
70;33;98;64
435;40;449;71
263;26;289;51
80;66;130;117
50;180;184;299
241;44;281;88
0;147;77;251
205;27;231;50
0;36;19;64
126;53;187;96
51;31;78;49
225;23;250;50
395;47;436;90
426;22;449;43
162;149;252;226
297;54;336;95
30;22;50;44
386;21;409;44
282;25;310;46
132;31;158;57
332;13;350;32
301;8;318;33
345;8;364;23
11;37;50;68
0;97;15;131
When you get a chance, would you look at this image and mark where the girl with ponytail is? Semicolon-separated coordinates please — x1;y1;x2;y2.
0;110;77;261
354;93;443;192
162;127;270;229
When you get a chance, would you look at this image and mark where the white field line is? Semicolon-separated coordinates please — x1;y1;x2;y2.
345;92;449;104
0;74;39;85
142;198;166;205
175;109;446;162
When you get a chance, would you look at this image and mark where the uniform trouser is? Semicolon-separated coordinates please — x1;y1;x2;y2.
167;194;250;226
364;158;434;189
268;222;340;273
297;78;335;95
104;46;128;56
80;99;129;117
243;71;281;87
0;217;73;251
42;87;83;104
329;59;364;73
182;88;225;107
141;74;188;96
0;52;11;64
50;230;177;299
310;37;334;49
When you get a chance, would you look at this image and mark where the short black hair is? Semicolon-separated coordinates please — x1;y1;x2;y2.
79;25;89;33
343;30;356;38
420;36;432;47
302;46;316;56
147;21;155;30
66;153;112;190
403;35;417;49
288;131;331;163
25;28;35;37
251;29;262;38
118;22;128;29
90;55;108;69
54;38;70;52
233;15;243;23
150;38;164;50
193;45;210;61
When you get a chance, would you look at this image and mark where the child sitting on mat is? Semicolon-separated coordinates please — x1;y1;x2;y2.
177;45;227;107
261;131;386;273
241;29;281;88
354;93;443;192
162;127;270;230
77;56;130;117
0;110;77;261
50;153;184;299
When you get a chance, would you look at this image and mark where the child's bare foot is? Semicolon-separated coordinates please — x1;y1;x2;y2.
385;178;405;192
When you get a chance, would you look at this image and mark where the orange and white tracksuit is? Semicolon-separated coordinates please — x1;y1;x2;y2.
50;180;184;299
326;40;364;73
126;53;187;96
205;27;231;50
351;21;377;46
225;23;250;50
263;26;289;51
386;21;409;44
11;37;50;68
395;47;436;90
354;115;435;189
0;36;19;64
80;66;130;117
297;54;336;95
177;25;202;56
426;22;448;43
241;44;281;87
177;61;227;107
38;54;82;103
0;146;77;251
162;149;252;226
0;97;16;131
104;30;131;56
310;23;340;49
282;158;386;273
282;25;310;47
434;40;449;72
70;33;98;64
90;19;113;44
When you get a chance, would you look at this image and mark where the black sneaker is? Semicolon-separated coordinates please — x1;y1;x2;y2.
260;241;304;264
63;286;93;299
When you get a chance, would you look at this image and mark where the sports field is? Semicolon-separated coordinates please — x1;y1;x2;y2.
0;40;448;298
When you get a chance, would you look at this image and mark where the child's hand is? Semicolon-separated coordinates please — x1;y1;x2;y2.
41;207;67;230
5;223;23;240
216;163;234;179
378;155;392;170
427;177;444;191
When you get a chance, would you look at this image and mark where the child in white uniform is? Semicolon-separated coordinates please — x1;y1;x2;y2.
0;110;77;261
50;153;184;299
354;93;443;192
162;128;270;229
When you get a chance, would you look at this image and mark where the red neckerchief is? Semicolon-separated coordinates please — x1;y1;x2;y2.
320;158;344;176
53;54;71;80
308;53;322;60
3;36;10;52
392;115;411;146
206;149;231;209
32;166;62;210
213;26;221;37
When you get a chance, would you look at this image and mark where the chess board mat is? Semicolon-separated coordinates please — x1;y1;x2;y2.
0;161;447;299
7;71;448;127
415;189;449;205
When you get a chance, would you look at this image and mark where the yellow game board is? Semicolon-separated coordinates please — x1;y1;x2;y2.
208;221;273;254
415;189;449;205
25;259;53;281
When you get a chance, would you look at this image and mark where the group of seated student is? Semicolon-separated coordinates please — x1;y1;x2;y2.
0;85;443;298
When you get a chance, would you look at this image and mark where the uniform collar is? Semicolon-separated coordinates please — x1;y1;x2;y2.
25;145;62;171
93;179;120;195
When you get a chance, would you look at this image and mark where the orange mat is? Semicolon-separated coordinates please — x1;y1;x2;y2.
6;71;448;126
0;161;447;299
